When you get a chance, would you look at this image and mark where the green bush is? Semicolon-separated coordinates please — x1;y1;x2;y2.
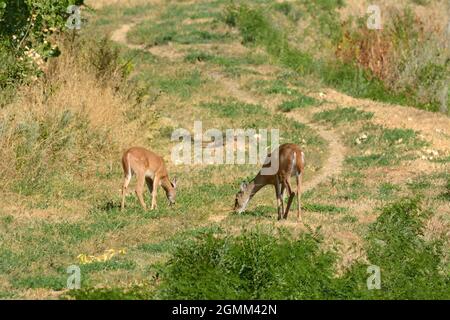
0;0;84;87
156;229;342;299
156;198;449;299
64;198;449;300
341;198;450;299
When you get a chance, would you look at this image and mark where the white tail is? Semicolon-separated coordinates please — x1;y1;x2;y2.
121;147;177;210
234;143;305;221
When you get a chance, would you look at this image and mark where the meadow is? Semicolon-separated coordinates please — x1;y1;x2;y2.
0;0;449;299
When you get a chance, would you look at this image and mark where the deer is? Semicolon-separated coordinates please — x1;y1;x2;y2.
121;147;177;211
234;143;305;221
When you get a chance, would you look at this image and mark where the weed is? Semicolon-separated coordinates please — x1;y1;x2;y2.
378;183;401;200
303;203;347;214
278;95;319;112
313;107;374;125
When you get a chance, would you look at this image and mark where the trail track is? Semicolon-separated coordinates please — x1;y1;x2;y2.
111;20;449;226
111;24;347;194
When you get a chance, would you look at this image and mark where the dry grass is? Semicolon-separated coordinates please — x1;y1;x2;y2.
0;36;147;192
85;0;158;9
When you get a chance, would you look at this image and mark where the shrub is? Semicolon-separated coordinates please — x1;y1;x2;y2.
341;198;450;299
63;199;449;300
0;0;84;87
0;35;141;195
336;7;448;112
155;229;342;299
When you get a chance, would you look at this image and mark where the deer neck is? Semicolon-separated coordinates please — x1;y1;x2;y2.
244;177;265;201
160;177;174;193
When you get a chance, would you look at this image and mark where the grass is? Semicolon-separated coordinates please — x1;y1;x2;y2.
158;69;204;99
1;0;448;300
199;100;268;118
378;183;402;200
313;107;374;125
258;79;300;96
67;198;450;299
345;124;428;168
278;95;320;112
303;203;348;214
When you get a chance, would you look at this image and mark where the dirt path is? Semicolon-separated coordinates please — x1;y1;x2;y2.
111;22;191;60
110;21;448;226
312;89;450;155
110;23;349;223
208;72;345;193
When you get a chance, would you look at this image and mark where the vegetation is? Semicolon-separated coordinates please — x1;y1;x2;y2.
224;1;449;113
0;0;448;300
65;198;450;300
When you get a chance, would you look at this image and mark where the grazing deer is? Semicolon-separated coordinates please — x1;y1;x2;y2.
121;147;177;210
234;143;305;221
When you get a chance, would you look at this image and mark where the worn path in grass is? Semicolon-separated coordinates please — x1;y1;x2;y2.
313;89;450;155
111;22;347;223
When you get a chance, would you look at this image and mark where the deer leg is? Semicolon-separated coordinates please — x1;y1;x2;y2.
151;176;160;210
280;183;286;217
274;176;283;220
285;177;293;195
145;177;154;196
121;173;132;211
283;178;295;219
296;172;302;222
135;173;147;210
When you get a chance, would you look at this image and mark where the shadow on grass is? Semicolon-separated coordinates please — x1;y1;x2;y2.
233;205;275;218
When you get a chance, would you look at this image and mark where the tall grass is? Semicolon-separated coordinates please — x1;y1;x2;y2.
67;197;449;299
159;198;449;299
224;3;449;113
0;34;144;195
337;7;449;112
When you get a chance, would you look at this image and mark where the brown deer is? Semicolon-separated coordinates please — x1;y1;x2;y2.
121;147;177;210
234;143;305;221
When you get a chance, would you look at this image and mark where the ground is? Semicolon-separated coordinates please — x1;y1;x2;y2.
0;0;448;299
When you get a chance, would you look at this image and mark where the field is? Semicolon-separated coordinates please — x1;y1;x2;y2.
0;0;449;299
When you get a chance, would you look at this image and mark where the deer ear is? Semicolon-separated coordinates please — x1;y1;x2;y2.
240;182;247;192
172;177;177;188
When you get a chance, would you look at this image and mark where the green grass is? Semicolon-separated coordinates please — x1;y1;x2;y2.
72;198;449;300
79;259;136;273
378;183;402;200
303;203;348;214
443;178;450;201
225;3;441;112
13;275;67;290
63;285;155;300
233;205;274;218
128;2;231;46
313;107;374;125
251;79;300;96
340;215;358;224
158;70;204;99
278;95;320;112
345;124;428;168
346;153;396;168
199;100;268;118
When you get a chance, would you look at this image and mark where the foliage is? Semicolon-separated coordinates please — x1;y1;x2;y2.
0;0;84;86
156;229;341;299
152;198;449;299
341;198;450;299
